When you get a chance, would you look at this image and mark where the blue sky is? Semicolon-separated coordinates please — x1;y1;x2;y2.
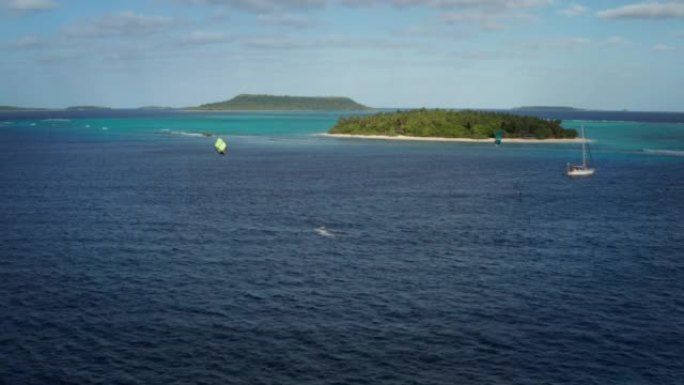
1;0;683;110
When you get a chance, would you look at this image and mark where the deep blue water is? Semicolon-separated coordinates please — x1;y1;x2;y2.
1;111;683;384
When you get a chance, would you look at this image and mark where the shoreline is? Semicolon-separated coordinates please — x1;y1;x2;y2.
319;133;591;144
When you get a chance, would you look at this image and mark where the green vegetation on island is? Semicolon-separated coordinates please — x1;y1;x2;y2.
189;94;371;111
329;109;577;139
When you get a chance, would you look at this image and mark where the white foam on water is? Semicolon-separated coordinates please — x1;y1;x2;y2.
176;131;205;137
160;129;207;138
643;148;684;157
315;226;334;237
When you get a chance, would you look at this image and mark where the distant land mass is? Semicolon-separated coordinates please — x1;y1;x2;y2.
512;106;584;111
137;106;174;110
66;106;112;111
329;109;577;139
188;94;371;111
0;106;46;111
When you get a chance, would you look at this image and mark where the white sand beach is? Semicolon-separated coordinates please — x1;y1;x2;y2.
319;133;591;144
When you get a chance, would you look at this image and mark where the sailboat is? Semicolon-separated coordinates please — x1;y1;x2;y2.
566;125;594;177
214;137;227;155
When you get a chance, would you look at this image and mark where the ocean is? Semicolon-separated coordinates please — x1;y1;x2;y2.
1;109;683;384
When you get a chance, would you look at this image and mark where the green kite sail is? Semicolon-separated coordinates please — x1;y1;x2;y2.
214;137;227;155
495;130;503;146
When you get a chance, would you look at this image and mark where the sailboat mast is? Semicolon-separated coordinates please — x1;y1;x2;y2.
581;125;587;167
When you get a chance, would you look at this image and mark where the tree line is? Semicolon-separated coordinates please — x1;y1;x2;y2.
329;109;577;139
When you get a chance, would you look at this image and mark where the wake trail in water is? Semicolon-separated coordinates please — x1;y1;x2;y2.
160;129;212;138
314;226;335;237
643;148;684;157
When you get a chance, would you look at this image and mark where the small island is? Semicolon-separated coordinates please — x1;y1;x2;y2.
187;94;371;111
326;109;579;142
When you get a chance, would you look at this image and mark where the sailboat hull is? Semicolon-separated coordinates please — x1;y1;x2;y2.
567;167;595;177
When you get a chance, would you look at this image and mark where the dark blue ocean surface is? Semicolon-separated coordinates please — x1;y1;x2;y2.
1;113;683;384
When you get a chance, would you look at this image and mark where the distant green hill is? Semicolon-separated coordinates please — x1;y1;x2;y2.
0;106;46;111
189;94;371;111
138;106;174;110
512;106;582;111
329;109;577;139
66;106;112;111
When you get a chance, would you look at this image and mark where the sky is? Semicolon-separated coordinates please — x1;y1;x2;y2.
1;0;683;110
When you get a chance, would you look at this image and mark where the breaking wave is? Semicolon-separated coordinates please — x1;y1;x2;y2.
314;226;335;237
160;129;212;138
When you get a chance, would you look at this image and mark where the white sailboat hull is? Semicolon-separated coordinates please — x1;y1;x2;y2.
567;167;595;177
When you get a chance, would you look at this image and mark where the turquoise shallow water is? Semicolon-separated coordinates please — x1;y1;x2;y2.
2;110;683;158
563;120;684;155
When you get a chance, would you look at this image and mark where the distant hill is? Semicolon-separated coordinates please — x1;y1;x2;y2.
66;106;112;111
512;106;583;111
0;106;46;111
189;94;371;111
137;106;174;110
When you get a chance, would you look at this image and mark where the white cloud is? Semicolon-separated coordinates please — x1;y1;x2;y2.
449;50;505;60
176;0;326;13
177;0;554;12
598;2;684;19
606;36;626;45
653;43;675;51
241;36;357;50
178;31;229;45
239;35;420;51
257;13;318;28
357;0;553;9
518;37;590;50
64;11;178;38
438;1;545;31
173;0;554;32
451;0;552;8
559;4;587;16
11;35;43;48
443;10;487;22
442;11;506;30
1;0;58;12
